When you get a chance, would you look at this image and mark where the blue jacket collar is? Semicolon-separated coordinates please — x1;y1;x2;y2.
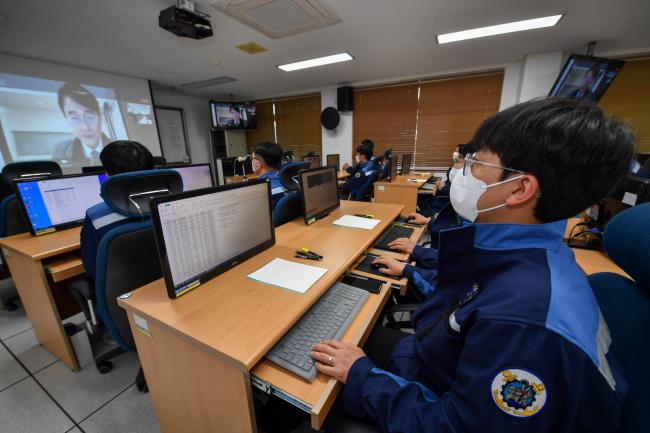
466;219;567;252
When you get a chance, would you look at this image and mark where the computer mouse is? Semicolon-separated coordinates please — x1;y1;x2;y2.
371;262;386;271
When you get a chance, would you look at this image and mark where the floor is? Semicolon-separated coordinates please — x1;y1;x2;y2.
0;301;160;433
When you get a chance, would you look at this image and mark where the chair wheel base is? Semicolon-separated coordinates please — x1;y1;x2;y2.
3;301;19;311
97;361;113;374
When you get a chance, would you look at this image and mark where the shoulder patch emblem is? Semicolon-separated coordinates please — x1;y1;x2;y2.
354;172;362;178
491;369;546;418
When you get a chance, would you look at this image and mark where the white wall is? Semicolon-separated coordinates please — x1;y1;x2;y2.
320;88;353;167
151;88;212;164
499;64;523;111
518;51;564;102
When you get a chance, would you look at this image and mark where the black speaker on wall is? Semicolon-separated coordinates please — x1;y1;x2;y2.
337;86;353;111
321;107;340;130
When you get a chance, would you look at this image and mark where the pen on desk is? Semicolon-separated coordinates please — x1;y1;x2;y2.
294;254;320;261
300;247;323;259
354;214;374;219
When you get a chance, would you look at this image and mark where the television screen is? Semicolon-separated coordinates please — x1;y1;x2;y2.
549;54;625;102
210;102;256;130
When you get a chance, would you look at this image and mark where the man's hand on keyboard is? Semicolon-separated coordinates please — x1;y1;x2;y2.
406;212;430;225
372;256;406;276
311;340;365;384
388;238;415;254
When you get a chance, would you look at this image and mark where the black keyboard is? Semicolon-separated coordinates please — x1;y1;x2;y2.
373;224;414;250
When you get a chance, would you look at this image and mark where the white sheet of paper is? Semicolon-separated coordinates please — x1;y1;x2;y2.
247;258;328;294
333;214;382;230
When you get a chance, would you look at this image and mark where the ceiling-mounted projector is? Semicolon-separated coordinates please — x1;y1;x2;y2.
159;0;213;40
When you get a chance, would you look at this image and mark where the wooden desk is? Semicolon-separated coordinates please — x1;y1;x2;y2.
373;173;433;216
0;227;84;371
573;248;632;280
224;173;259;184
118;201;404;432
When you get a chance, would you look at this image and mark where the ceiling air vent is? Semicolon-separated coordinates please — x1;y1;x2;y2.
212;0;341;39
181;76;237;89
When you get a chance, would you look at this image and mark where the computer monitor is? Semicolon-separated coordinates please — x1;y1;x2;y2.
390;155;398;181
151;179;275;299
401;153;412;175
549;54;625;102
299;166;340;225
326;154;340;170
81;166;105;174
168;164;214;191
13;173;108;236
303;156;320;169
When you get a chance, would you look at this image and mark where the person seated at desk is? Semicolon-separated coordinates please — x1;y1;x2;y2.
80;140;154;281
252;141;286;206
389;145;474;269
311;98;634;433
340;139;379;195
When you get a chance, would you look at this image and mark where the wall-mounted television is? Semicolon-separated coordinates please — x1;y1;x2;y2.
210;101;256;130
549;54;625;102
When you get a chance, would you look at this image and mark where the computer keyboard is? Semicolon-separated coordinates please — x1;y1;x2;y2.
265;282;369;382
373;224;415;250
421;183;436;191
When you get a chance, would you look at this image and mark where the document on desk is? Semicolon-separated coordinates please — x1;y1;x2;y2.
333;214;381;230
248;258;328;294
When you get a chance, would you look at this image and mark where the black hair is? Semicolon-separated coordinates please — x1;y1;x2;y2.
100;140;154;176
357;139;375;160
229;104;240;112
457;144;466;155
469;98;636;222
254;141;283;170
57;83;99;114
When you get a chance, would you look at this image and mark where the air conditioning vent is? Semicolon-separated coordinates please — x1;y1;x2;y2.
212;0;341;38
181;76;237;89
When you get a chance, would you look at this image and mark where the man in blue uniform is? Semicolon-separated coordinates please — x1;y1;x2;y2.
340;139;380;196
312;98;634;433
80;140;154;281
251;141;286;207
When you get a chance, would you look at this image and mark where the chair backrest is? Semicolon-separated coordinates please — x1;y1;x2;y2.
96;221;161;351
94;169;183;351
1;161;62;182
350;170;380;201
101;169;183;218
587;203;650;433
279;161;310;192
273;193;303;227
0;196;28;238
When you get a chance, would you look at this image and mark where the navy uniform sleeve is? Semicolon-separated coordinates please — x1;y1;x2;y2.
79;214;98;281
411;245;438;269
343;319;601;433
402;265;436;298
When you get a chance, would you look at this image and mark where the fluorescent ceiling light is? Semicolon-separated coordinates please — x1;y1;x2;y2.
437;14;563;44
278;53;354;72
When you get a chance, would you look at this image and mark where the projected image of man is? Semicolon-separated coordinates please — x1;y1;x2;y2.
54;83;110;166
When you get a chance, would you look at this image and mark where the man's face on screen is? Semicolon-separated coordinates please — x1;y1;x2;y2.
63;97;102;148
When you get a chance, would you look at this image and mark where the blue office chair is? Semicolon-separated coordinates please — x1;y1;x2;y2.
273;161;310;226
68;169;182;389
0;161;62;310
349;170;380;202
587;202;650;433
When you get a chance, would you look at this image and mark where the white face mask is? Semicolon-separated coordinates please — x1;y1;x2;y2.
450;167;524;222
448;167;459;182
452;151;460;162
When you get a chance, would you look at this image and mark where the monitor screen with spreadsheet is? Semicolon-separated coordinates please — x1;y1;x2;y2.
299;166;339;225
168;164;214;191
13;173;108;236
151;179;275;299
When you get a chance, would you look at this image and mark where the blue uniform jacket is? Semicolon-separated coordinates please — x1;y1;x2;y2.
258;170;287;207
344;220;628;433
80;202;133;281
340;160;379;193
